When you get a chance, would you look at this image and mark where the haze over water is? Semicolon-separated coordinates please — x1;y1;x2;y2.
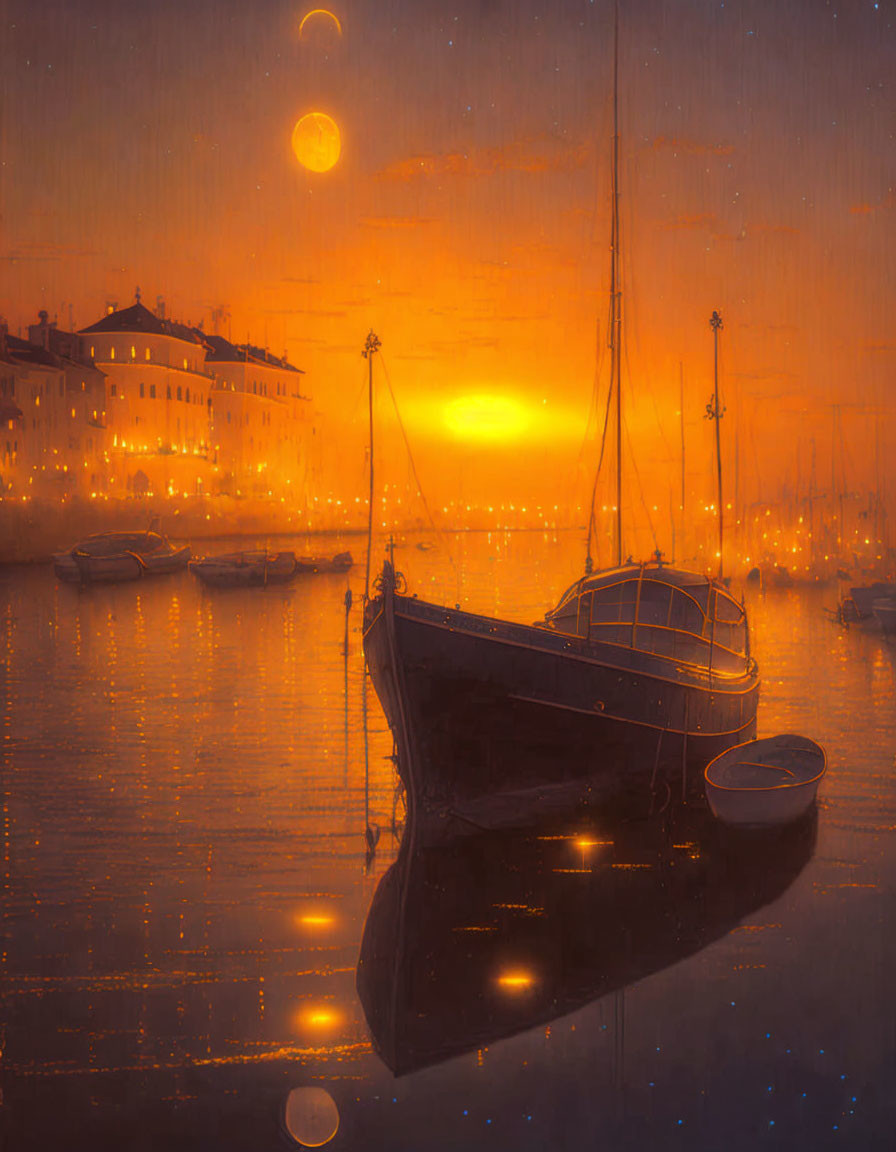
2;530;894;1150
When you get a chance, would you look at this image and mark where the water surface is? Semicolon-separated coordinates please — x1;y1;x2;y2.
1;531;894;1150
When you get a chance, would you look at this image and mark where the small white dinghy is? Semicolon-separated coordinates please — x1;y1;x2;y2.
704;735;826;827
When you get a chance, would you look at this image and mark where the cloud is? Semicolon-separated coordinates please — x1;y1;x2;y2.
360;215;435;229
376;139;587;182
850;189;895;216
661;212;720;231
2;241;99;262
651;136;735;157
864;341;896;354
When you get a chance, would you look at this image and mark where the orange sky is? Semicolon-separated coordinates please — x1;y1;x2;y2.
2;0;893;521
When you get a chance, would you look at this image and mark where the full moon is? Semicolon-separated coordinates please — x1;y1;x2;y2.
291;112;341;173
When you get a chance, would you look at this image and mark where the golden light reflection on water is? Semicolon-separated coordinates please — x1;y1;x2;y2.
1;533;895;1145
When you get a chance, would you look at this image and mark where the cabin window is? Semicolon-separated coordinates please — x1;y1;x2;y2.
590;580;640;625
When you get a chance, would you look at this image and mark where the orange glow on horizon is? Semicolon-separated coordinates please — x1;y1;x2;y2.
444;394;530;443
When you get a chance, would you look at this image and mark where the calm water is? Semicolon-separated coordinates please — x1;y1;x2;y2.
1;531;894;1151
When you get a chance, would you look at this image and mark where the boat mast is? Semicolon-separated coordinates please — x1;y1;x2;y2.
362;330;381;600
679;361;686;561
706;311;725;579
610;0;623;567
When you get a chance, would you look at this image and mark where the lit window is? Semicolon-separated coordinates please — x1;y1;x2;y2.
110;347;115;360
90;346;95;358
131;345;136;359
71;408;76;418
145;348;150;361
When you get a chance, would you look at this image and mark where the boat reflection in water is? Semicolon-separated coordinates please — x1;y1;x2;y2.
357;800;816;1077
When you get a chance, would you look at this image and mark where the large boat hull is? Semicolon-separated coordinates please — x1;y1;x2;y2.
363;586;759;830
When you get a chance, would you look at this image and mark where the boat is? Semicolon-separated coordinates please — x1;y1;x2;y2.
357;804;816;1076
189;550;299;588
872;597;896;634
840;581;896;622
294;550;354;575
362;8;759;833
54;529;191;583
704;734;826;827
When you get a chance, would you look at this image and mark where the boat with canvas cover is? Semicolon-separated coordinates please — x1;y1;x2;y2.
189;550;299;588
54;529;191;583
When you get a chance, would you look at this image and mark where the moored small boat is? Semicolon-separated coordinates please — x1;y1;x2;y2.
872;597;896;634
294;550;353;575
54;530;191;583
704;734;826;827
189;550;298;588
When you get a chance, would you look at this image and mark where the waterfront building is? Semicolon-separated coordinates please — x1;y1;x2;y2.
80;297;214;496
202;334;311;498
0;315;106;497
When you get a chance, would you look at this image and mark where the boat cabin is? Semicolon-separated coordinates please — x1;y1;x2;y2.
542;563;749;675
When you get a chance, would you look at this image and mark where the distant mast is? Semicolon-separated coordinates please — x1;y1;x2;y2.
706;311;725;579
362;330;381;600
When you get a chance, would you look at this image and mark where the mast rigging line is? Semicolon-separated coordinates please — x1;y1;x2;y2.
377;351;458;580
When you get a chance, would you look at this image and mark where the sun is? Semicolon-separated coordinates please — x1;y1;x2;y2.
443;395;530;443
291;112;341;173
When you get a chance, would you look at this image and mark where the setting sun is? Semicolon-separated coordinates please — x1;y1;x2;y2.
443;395;530;443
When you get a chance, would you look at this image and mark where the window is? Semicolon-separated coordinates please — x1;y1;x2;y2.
59;380;64;396
139;382;145;398
110;347;115;360
131;346;136;359
71;408;76;419
145;348;151;361
185;388;190;403
110;384;117;396
166;385;172;399
149;384;156;399
90;346;95;358
177;386;182;401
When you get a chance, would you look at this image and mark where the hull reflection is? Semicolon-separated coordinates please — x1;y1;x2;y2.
357;805;816;1077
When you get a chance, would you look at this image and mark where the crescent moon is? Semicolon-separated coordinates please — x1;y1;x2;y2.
299;8;342;37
